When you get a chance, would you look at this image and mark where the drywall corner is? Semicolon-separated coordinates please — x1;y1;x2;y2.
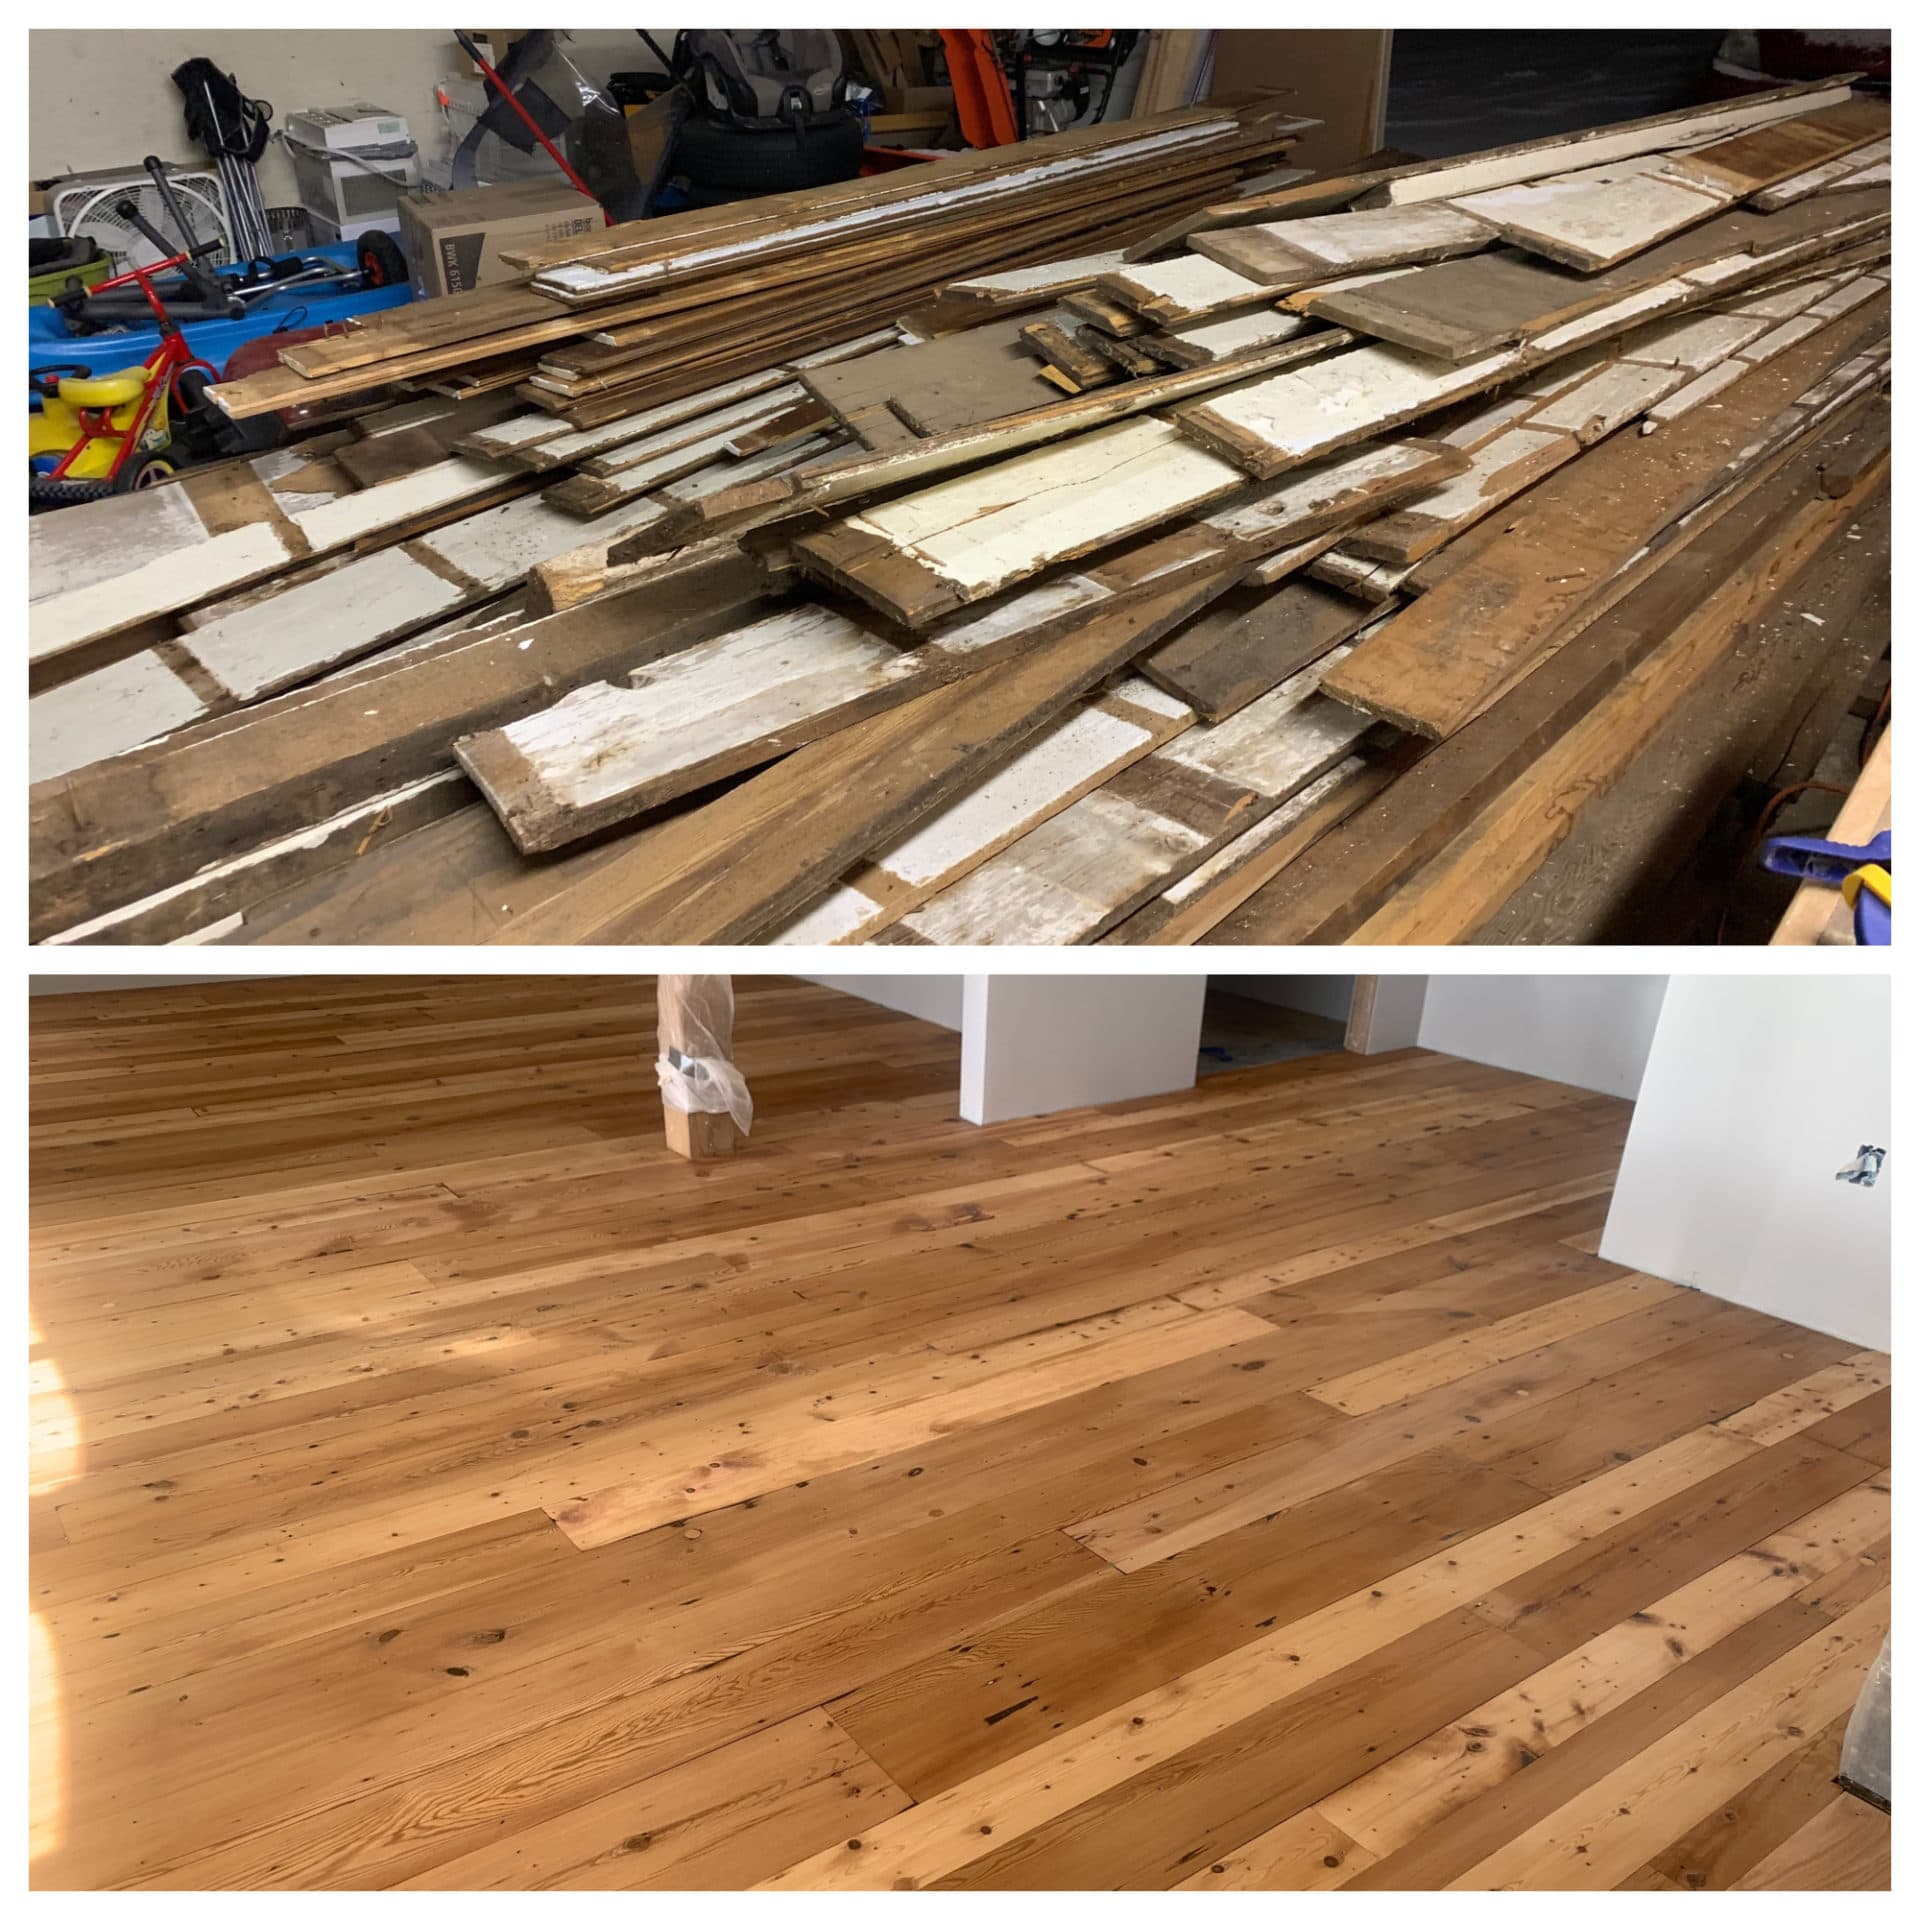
960;973;1205;1125
1600;975;1889;1350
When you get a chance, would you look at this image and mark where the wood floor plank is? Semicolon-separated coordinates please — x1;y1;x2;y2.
1729;1782;1891;1890
1449;1586;1889;1888
396;1708;911;1889
1636;1710;1851;1889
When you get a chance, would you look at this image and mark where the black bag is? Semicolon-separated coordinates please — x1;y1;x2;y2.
171;58;272;164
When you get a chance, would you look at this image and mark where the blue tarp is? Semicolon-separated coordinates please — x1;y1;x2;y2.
28;240;414;384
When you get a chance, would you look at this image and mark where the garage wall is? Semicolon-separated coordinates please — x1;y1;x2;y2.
1601;976;1890;1350
28;29;669;207
1417;975;1668;1099
30;31;462;208
1207;29;1391;171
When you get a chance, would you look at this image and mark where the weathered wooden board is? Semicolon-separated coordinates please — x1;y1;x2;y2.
410;483;674;593
944;249;1131;306
792;417;1248;626
1661;98;1889;200
1350;452;1883;943
1641;359;1750;428
1362;77;1858;206
1097;255;1281;325
1317;295;1887;739
29;521;298;668
1140;579;1385;722
548;429;754;516
770;679;1194;945
1524;360;1689;442
1204;417;1864;945
182;546;471;703
1059;289;1150;338
1175;204;1885;484
1192;203;1494;288
1307;552;1416;604
29;651;209;785
1245;529;1347;587
893;642;1376;945
801;318;1049;435
514;377;801;471
627;329;1351;547
456;546;1198;855
577;387;808;475
285;456;515;550
1302;191;1889;360
525;110;1288;294
44;770;471;947
1177;340;1517;479
1104;752;1394;944
29;548;774;941
27;458;328;669
1148;308;1309;368
1120;77;1854;262
1449;155;1734;273
725;399;834;456
1081;329;1163;378
457;605;924;849
1019;320;1120;390
791;432;1459;641
1615;310;1773;372
484;565;1240;944
1344;426;1581;565
1751;136;1890;210
1430;391;1546;452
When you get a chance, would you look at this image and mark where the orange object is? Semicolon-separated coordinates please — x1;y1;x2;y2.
939;30;1020;148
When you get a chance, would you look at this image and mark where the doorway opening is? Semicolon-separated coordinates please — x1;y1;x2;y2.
1197;976;1356;1078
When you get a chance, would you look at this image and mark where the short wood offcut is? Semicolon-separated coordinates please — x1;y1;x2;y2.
30;976;1890;1890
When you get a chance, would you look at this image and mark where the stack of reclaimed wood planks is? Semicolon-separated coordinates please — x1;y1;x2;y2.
200;98;1317;428
26;77;1891;948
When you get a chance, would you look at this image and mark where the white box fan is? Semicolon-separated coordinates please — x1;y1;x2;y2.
45;166;232;272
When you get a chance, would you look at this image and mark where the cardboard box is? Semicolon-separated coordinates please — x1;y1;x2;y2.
397;179;600;299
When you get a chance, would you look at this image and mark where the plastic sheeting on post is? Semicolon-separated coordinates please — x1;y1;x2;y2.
1839;1632;1891;1811
656;974;753;1134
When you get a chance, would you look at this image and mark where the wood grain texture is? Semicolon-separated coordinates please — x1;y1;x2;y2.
1202;390;1884;946
30;975;1889;1889
1318;293;1888;740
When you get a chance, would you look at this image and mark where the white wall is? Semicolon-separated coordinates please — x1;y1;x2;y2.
31;31;462;208
1209;975;1356;1022
1601;976;1890;1350
961;975;1205;1124
1417;975;1667;1099
29;29;670;207
794;975;965;1032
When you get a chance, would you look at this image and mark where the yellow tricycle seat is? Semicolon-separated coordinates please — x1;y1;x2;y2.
58;367;153;409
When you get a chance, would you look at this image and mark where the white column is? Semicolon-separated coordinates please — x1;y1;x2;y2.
959;973;1206;1125
1348;974;1428;1052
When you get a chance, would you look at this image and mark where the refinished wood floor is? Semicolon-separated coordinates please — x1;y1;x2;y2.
29;976;1890;1890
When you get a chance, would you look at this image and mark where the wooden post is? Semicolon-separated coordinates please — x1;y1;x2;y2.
662;1105;738;1160
658;974;746;1159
